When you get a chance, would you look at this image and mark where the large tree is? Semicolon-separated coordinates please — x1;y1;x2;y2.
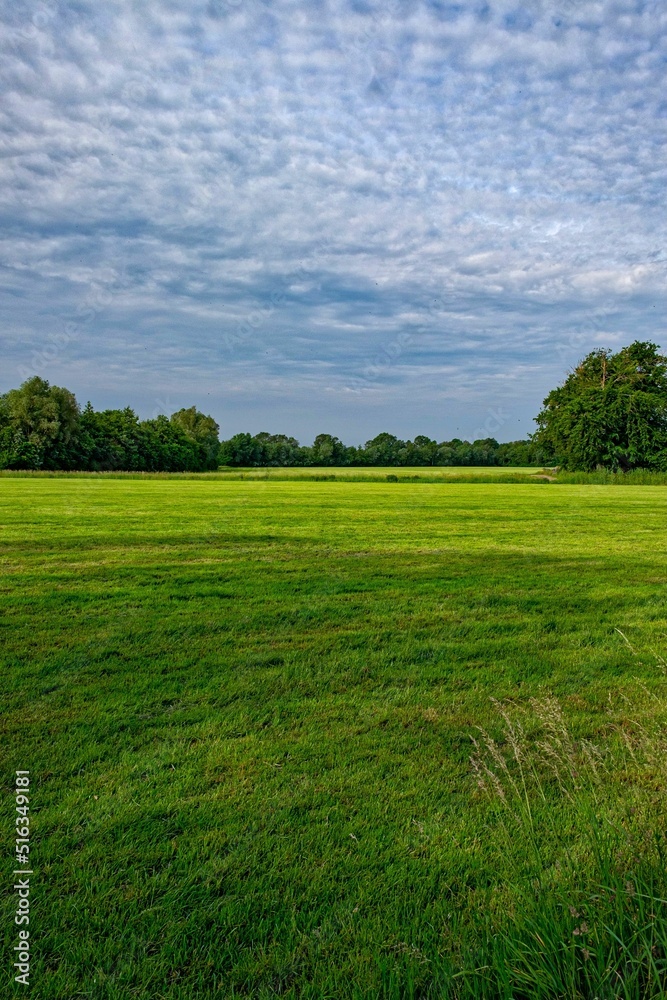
362;432;405;466
534;341;667;471
310;433;345;466
0;377;80;469
170;407;220;470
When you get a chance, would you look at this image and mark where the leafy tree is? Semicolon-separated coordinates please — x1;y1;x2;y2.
253;433;304;467
471;438;500;466
81;406;143;470
170;407;220;470
363;432;405;466
435;442;456;466
437;438;473;466
219;432;264;467
534;341;667;471
141;416;203;471
412;435;438;465
310;434;345;466
0;377;80;469
342;444;360;465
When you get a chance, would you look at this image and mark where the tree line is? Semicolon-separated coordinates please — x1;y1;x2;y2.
0;379;220;472
2;341;665;472
219;431;548;467
0;377;546;471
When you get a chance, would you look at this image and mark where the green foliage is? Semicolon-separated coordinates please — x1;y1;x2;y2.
0;376;80;469
535;341;667;471
2;480;667;997
0;378;553;472
310;432;347;466
217;432;551;468
0;381;220;472
218;431;264;467
170;406;220;469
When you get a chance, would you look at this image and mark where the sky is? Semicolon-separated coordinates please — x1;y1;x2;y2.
0;0;665;444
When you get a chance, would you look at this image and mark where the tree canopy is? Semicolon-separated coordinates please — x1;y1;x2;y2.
534;341;667;471
0;377;80;470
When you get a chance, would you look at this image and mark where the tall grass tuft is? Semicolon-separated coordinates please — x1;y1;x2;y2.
452;687;667;998
555;469;667;485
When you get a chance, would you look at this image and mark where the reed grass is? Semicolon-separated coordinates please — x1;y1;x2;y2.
453;678;667;998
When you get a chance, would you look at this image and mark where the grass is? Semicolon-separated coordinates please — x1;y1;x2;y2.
213;466;547;482
554;470;667;486
1;479;667;998
0;465;547;483
6;467;667;485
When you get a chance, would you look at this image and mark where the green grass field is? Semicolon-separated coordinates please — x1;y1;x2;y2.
2;479;667;998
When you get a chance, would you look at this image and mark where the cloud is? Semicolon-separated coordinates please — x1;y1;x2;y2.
0;0;665;441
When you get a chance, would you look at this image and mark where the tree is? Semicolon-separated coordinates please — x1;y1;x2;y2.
310;433;345;466
219;432;263;467
534;341;667;471
0;377;80;469
170;407;220;470
363;432;405;466
412;435;438;465
471;438;500;466
140;415;203;471
496;439;552;467
81;406;143;470
252;432;304;466
0;375;550;471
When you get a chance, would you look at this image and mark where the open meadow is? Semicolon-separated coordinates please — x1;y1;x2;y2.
2;478;667;998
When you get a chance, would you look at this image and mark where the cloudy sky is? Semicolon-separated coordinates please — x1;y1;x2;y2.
1;0;665;443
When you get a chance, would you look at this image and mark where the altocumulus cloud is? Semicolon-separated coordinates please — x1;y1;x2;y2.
0;0;665;441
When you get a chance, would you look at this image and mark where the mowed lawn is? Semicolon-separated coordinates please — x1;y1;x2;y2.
2;480;667;999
